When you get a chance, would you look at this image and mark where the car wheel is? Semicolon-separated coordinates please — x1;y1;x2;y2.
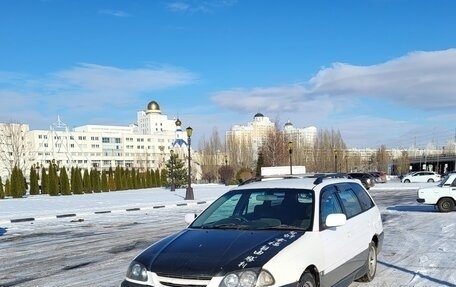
403;179;410;183
437;198;455;212
298;272;316;287
357;241;377;282
427;178;435;182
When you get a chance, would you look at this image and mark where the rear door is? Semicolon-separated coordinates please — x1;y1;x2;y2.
335;183;375;271
319;185;351;286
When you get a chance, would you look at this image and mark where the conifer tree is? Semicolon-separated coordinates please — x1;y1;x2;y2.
160;168;167;187
11;165;26;198
41;168;49;194
114;166;122;191
91;168;101;193
165;155;187;188
48;162;59;196
19;168;26;196
5;179;10;197
70;167;75;193
128;168;134;189
154;168;161;187
101;170;109;192
108;167;116;191
131;168;137;189
60;167;71;195
121;167;128;190
83;169;91;193
150;169;156;187
72;167;83;194
29;165;39;195
0;176;4;199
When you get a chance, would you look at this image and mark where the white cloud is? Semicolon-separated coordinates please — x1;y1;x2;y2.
307;49;456;110
53;63;195;93
0;64;198;128
212;49;456;114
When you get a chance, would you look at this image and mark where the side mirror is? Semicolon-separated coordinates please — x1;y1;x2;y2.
185;213;197;224
325;213;347;227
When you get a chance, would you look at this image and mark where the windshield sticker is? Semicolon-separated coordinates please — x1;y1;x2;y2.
237;231;299;268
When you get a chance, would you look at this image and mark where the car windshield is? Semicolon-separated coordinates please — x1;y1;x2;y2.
439;174;453;186
190;188;314;231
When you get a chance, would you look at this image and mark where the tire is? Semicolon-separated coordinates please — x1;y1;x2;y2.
357;241;377;282
437;198;455;212
427;179;435;183
403;179;410;183
298;272;316;287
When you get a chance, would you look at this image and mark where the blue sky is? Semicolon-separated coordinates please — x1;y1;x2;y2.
1;0;455;149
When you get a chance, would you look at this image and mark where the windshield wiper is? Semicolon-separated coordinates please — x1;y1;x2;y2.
258;224;307;231
200;223;250;230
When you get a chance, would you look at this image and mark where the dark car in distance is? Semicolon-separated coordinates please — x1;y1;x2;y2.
348;173;376;190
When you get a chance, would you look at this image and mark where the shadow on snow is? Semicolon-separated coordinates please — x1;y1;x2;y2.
378;260;456;287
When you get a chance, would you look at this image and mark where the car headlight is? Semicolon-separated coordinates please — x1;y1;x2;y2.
126;261;148;282
220;269;274;287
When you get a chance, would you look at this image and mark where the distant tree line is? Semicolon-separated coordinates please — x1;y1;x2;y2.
0;161;170;199
198;124;401;184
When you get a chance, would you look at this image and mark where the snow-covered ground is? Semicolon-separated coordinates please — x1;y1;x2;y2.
1;180;456;287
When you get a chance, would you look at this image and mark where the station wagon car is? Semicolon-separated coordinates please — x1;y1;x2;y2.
417;172;456;212
121;174;384;287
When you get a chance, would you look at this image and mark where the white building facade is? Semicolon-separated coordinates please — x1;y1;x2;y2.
226;113;318;156
0;101;192;180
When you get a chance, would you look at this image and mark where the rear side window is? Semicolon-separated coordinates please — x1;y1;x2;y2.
337;188;362;218
337;183;374;214
350;183;375;211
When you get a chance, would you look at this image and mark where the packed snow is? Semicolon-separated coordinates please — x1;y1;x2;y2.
1;180;456;287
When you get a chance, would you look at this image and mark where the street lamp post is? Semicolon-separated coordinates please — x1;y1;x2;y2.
223;154;228;185
185;127;194;200
170;150;175;191
288;141;293;175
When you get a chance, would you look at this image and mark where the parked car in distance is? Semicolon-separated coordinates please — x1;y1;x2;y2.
369;172;387;183
348;172;376;190
121;174;384;287
417;172;456;212
401;171;441;183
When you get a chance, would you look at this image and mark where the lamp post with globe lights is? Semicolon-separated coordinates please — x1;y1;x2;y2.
185;127;194;200
288;141;293;175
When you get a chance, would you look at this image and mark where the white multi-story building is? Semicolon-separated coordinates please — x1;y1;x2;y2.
226;113;276;154
226;113;318;155
283;120;317;147
0;101;192;180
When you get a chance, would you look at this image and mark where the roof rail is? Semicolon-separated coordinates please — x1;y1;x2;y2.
312;173;350;185
238;174;303;186
238;176;263;186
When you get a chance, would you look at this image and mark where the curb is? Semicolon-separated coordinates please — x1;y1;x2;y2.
1;201;208;225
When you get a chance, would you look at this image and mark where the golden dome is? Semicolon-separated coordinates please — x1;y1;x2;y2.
146;101;161;114
147;101;160;111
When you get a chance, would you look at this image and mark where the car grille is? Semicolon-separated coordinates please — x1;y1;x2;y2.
156;273;212;287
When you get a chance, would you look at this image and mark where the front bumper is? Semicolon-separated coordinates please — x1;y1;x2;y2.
417;198;425;203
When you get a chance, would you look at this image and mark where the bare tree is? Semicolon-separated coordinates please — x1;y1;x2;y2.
0;122;29;177
312;129;346;172
260;129;288;167
373;145;391;172
394;151;410;176
198;128;224;183
226;133;255;171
